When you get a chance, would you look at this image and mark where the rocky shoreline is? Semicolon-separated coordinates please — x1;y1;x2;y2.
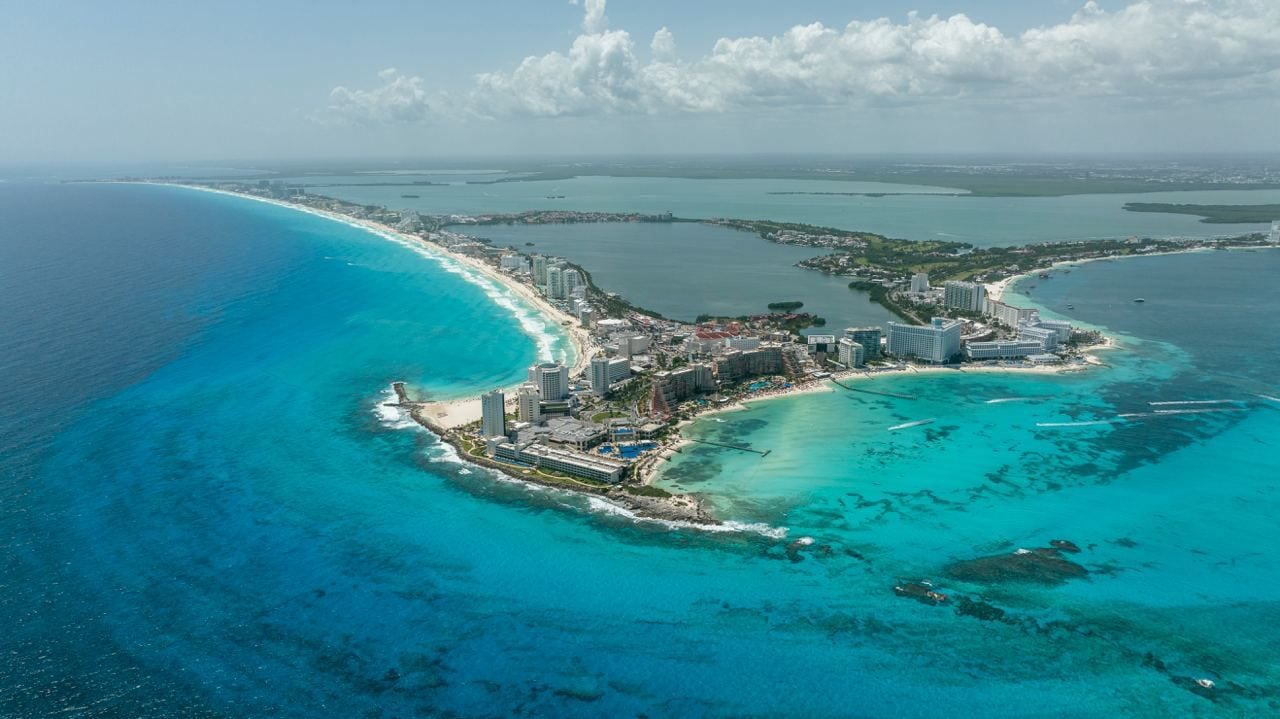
392;383;723;528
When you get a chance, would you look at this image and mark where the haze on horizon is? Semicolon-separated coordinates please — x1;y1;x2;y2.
2;0;1278;165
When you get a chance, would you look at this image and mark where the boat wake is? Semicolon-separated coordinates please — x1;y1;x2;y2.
888;419;935;431
1148;399;1240;406
986;396;1050;404
1035;419;1116;428
1151;407;1246;416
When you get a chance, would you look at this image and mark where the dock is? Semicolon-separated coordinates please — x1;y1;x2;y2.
832;378;916;400
684;438;771;457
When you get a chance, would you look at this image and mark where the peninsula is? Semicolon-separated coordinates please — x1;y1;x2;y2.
161;180;1274;531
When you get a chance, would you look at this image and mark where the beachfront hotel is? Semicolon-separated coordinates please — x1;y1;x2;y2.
516;384;541;423
837;337;866;367
528;362;569;401
1017;324;1060;351
944;280;987;312
965;339;1044;360
984;298;1038;328
493;442;628;483
887;318;963;364
481;389;507;440
590;356;632;397
844;327;883;360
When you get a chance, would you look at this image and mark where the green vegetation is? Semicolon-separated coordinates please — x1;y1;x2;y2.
695;312;825;334
449;164;1280;197
571;262;668;321
622;484;672;498
591;411;628;423
1123;203;1280;224
767;301;804;311
848;281;924;325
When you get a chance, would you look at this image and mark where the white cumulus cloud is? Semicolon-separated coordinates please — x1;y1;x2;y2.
320;68;438;124
318;0;1280;124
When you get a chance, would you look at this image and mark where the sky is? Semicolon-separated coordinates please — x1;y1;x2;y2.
1;0;1278;164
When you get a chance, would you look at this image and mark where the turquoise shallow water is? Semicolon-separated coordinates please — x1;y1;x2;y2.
658;249;1280;714
3;184;1278;717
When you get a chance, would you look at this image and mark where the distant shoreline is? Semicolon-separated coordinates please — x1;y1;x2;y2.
986;245;1280;304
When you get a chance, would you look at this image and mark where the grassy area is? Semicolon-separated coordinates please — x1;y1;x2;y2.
590;411;628;423
848;281;924;325
622;484;672;498
1123;203;1280;224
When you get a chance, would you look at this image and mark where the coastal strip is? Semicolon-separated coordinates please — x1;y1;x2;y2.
150;182;1114;531
163;183;597;424
161;183;742;530
986;245;1280;304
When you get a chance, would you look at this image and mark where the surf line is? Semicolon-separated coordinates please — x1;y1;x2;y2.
1148;399;1241;406
1035;419;1117;428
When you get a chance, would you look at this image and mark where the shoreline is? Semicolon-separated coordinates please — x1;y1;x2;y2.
636;354;1107;486
986;245;1280;303
161;183;596;428
391;383;726;530
161;184;737;531
153;182;1117;531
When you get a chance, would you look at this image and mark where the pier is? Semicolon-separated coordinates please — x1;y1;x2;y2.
684;438;771;457
832;378;916;400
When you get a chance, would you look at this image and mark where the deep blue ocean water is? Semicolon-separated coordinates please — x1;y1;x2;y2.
2;183;1278;717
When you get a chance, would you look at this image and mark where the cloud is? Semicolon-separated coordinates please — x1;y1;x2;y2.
319;0;1280;123
320;68;437;124
650;27;675;58
581;0;607;34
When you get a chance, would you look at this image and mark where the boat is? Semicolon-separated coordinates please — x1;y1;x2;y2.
1038;272;1050;279
1066;304;1075;310
1195;678;1216;690
893;580;948;605
400;194;420;198
1133;298;1146;303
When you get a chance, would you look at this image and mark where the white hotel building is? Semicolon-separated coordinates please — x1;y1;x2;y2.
886;318;963;364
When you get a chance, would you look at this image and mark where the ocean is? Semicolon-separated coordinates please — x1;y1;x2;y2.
2;182;1277;717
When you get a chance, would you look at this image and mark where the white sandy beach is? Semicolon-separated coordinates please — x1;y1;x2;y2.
637;356;1107;485
165;184;597;430
985;245;1280;303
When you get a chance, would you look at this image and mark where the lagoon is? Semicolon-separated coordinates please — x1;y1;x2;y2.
474;221;897;330
285;173;1280;245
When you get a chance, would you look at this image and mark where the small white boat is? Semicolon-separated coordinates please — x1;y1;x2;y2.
1195;678;1215;690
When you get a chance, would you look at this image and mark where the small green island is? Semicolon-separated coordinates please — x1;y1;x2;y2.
1123;203;1280;224
766;301;804;311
